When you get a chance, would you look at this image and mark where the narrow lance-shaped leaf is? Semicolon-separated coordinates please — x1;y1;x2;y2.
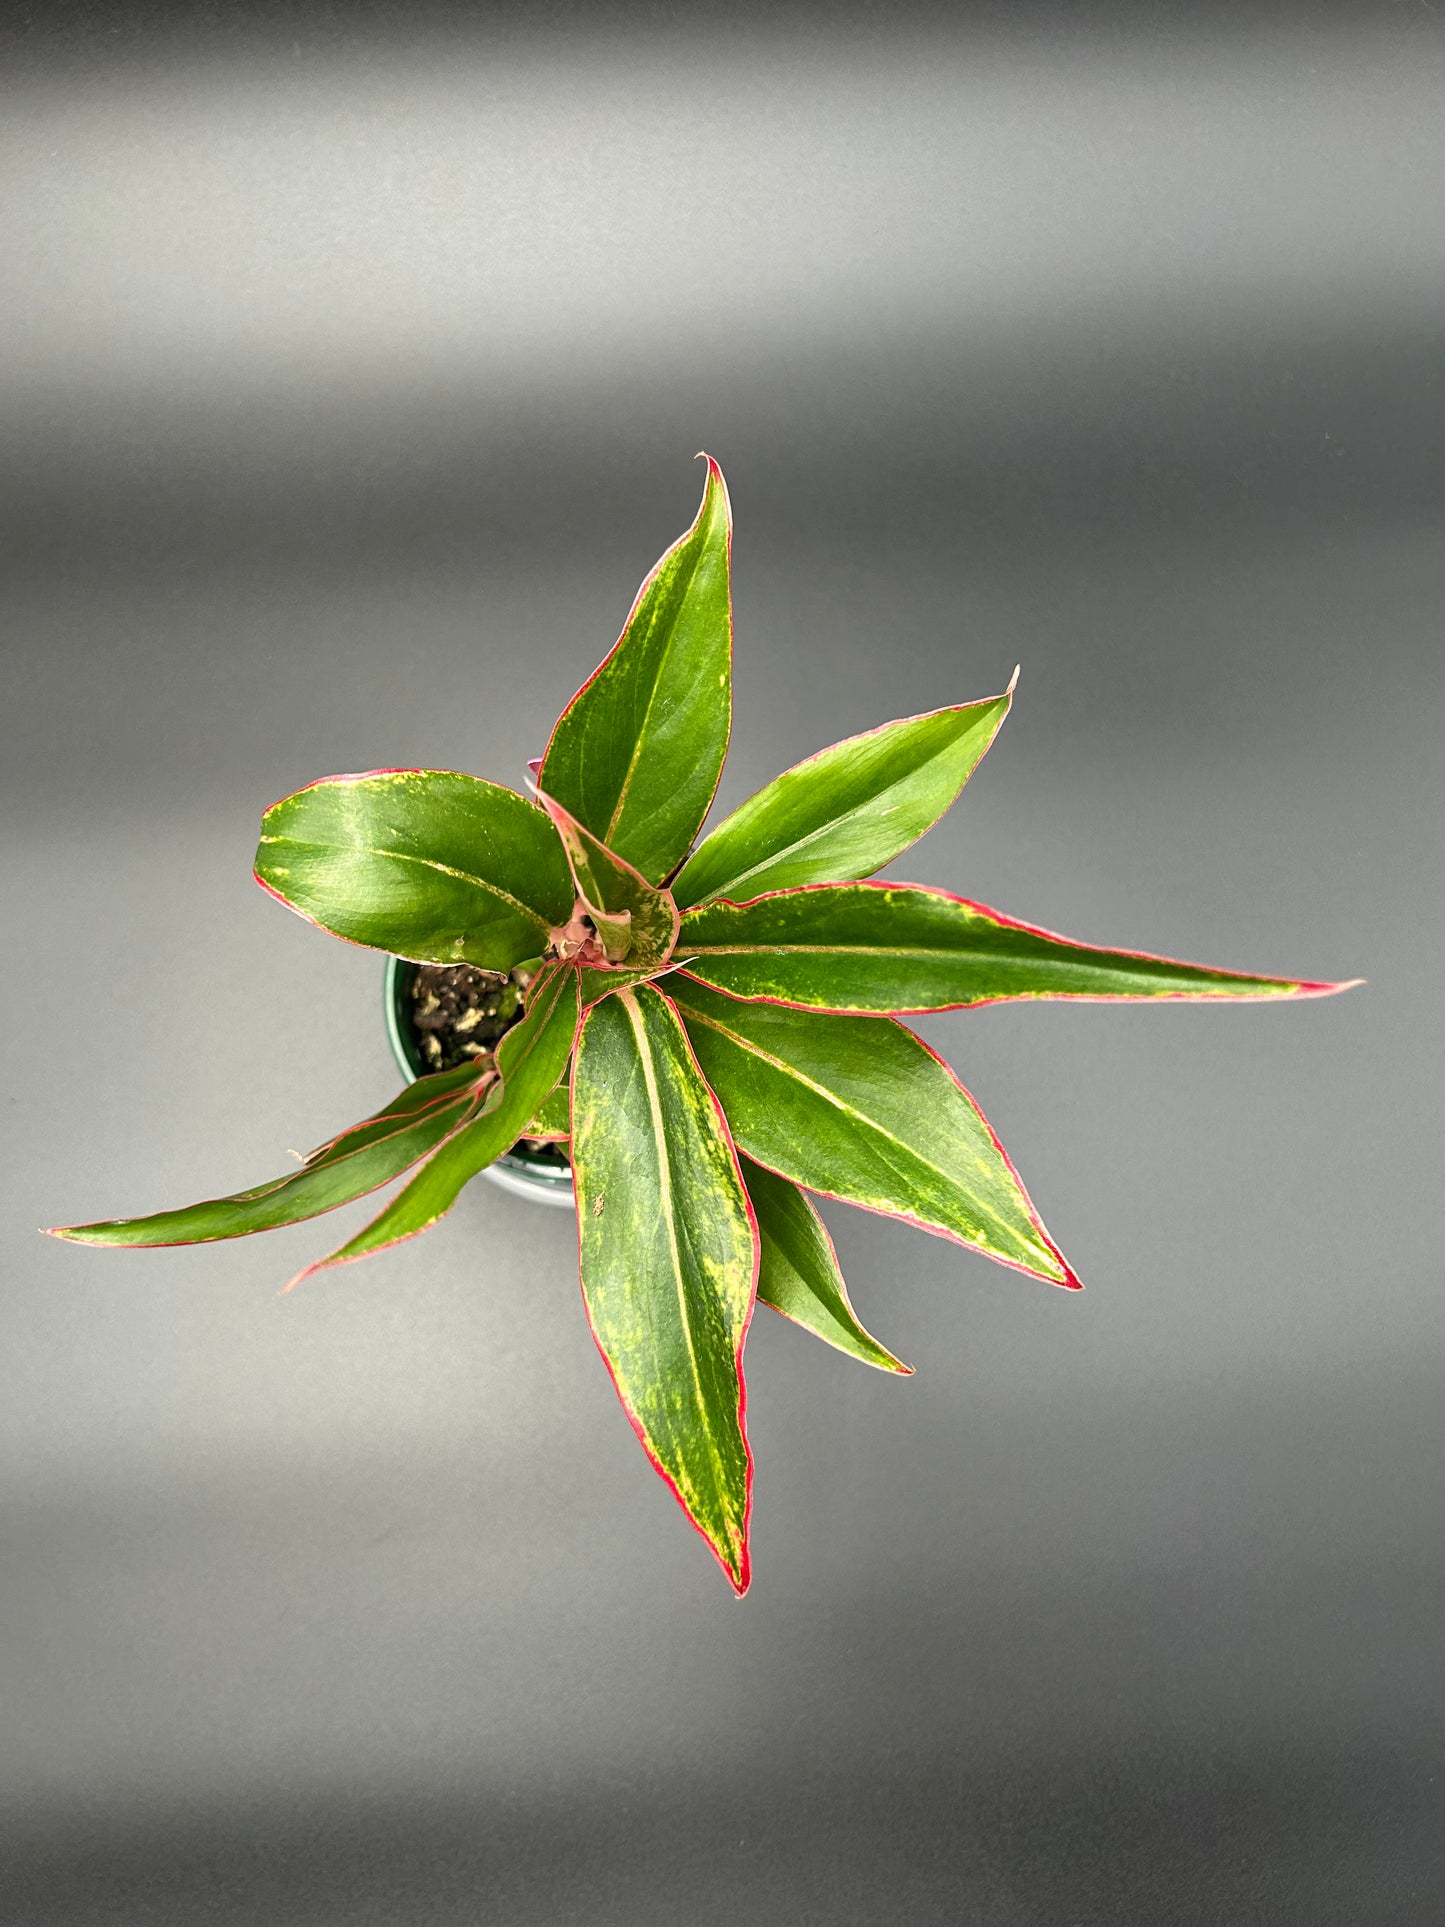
571;986;759;1593
288;963;582;1285
539;458;733;884
679;881;1361;1013
300;1057;502;1166
741;1157;910;1374
536;789;679;972
47;1058;492;1249
670;975;1079;1290
255;769;573;972
523;1081;572;1141
671;680;1014;910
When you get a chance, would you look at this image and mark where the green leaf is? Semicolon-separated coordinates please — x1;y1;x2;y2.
575;959;687;1009
300;1058;502;1168
536;790;679;972
741;1157;910;1374
255;769;574;971
539;459;733;884
525;1081;571;1141
670;976;1079;1289
47;1058;492;1248
288;963;581;1284
671;684;1013;910
678;882;1357;1013
571;986;758;1593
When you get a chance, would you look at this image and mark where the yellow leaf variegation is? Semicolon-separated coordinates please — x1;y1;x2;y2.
571;987;758;1593
52;456;1357;1594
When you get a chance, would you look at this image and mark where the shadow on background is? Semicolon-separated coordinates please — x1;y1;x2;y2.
4;6;1443;1923
6;314;1443;580
4;1741;1436;1926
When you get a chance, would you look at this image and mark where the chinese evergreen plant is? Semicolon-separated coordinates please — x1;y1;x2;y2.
53;459;1355;1593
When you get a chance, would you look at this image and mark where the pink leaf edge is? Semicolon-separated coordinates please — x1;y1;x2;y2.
677;880;1362;1012
758;1181;914;1375
569;989;760;1596
537;455;734;842
698;1007;1083;1293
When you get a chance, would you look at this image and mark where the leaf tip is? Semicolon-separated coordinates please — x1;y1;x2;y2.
1316;976;1366;997
1007;663;1021;697
725;1544;752;1597
1267;974;1364;1001
694;451;731;522
43;1221;116;1245
1034;1223;1084;1291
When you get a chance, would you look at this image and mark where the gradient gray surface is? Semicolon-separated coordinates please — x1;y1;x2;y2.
3;9;1443;1922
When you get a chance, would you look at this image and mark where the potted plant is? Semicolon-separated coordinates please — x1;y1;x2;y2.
50;458;1356;1594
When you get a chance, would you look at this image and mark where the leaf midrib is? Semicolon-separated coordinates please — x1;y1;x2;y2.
684;730;971;905
260;836;545;927
305;1090;486;1172
680;939;1209;980
619;989;732;1527
679;998;1025;1256
682;939;1004;960
605;536;710;851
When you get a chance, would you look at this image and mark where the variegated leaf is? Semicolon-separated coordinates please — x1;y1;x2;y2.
571;985;758;1592
287;963;581;1283
539;460;733;884
255;769;573;971
742;1157;910;1373
672;685;1012;910
679;881;1358;1012
48;1059;491;1248
670;975;1079;1289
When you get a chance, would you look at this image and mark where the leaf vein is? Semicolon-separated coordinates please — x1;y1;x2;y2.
619;991;731;1520
266;839;545;927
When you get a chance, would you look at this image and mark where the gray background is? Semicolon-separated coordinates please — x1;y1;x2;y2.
3;5;1442;1921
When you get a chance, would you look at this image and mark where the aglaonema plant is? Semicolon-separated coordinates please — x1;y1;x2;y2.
51;457;1358;1594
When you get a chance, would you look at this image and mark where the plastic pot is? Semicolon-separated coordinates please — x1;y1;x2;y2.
382;956;575;1209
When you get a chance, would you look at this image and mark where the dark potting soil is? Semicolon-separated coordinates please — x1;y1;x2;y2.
404;963;569;1168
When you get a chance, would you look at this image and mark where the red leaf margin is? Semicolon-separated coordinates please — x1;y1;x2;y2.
568;983;761;1597
669;675;1018;909
672;993;1083;1293
43;1080;491;1248
281;962;583;1292
301;1060;497;1167
675;879;1362;1013
534;788;683;965
748;1165;915;1376
252;766;562;954
538;454;735;866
